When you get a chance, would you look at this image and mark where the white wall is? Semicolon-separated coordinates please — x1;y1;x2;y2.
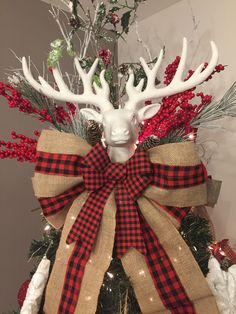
119;0;236;244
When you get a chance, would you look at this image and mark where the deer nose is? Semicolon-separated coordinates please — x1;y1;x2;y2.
112;129;130;136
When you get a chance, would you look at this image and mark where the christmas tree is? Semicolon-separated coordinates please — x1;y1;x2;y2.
1;1;236;313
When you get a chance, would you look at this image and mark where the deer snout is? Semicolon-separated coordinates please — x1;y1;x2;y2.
111;129;130;136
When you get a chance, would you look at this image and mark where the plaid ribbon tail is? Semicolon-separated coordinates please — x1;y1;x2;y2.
57;242;90;314
140;214;196;314
59;184;114;311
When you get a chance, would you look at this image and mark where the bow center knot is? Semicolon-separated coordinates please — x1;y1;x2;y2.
105;163;126;182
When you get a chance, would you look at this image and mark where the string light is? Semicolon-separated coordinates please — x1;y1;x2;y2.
193;246;197;251
44;224;51;231
189;133;195;140
107;272;114;279
138;269;145;276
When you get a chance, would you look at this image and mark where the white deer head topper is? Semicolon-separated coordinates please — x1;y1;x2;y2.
22;38;218;162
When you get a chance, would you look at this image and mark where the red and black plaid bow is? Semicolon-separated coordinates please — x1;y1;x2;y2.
36;143;207;314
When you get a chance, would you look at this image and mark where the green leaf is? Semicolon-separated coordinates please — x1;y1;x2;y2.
97;2;106;22
47;47;63;67
50;39;63;49
105;69;113;83
98;59;105;71
67;42;76;57
121;10;132;34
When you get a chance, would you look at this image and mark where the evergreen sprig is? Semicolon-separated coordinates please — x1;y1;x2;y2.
192;81;236;128
179;213;213;276
28;226;61;274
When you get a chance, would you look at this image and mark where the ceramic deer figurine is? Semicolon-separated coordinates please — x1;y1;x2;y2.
22;38;218;163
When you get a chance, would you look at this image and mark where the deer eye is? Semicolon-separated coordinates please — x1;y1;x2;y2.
131;114;137;124
131;114;136;121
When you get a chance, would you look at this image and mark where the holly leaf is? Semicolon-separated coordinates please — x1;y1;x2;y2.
121;10;132;34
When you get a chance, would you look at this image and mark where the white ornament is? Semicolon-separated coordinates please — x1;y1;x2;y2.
22;38;218;162
20;257;50;314
207;256;236;314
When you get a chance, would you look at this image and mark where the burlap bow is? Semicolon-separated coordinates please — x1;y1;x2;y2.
33;130;220;314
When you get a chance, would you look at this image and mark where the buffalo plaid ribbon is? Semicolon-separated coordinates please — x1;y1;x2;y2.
36;143;207;314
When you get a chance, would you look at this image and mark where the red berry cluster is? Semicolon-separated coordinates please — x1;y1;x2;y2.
163;56;181;85
55;102;76;124
0;131;39;162
0;82;77;126
99;48;112;66
0;83;53;123
139;57;225;142
205;63;225;81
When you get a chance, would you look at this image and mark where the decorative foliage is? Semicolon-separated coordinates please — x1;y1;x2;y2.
1;1;235;313
1;0;234;161
192;81;236;127
179;213;213;276
96;254;142;314
29;222;61;267
0;131;38;163
139;57;226;143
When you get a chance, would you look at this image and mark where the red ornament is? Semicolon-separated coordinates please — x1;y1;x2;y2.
209;239;236;264
108;12;120;26
17;279;30;308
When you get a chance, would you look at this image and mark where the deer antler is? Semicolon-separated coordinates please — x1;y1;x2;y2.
22;57;113;112
125;37;219;110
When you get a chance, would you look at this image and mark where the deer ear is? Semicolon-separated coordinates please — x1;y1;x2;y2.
80;108;102;123
137;103;161;122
